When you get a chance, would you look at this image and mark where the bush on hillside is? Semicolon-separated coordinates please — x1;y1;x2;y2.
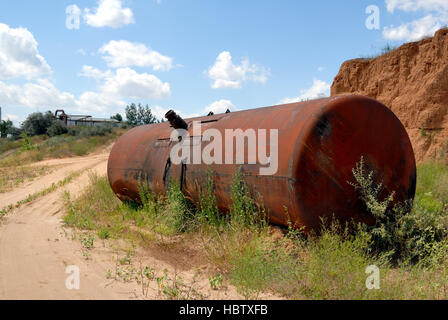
47;122;68;137
22;112;55;136
67;125;113;137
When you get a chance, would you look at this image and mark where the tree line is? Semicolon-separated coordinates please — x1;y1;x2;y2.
0;103;162;140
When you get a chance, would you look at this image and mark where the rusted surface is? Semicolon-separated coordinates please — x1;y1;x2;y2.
107;95;416;231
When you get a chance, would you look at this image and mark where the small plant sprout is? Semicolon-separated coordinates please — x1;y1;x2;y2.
209;274;223;290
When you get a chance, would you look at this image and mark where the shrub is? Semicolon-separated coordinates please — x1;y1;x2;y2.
348;157;448;265
67;126;82;136
22;111;55;136
79;126;113;137
7;126;23;140
197;169;223;228
20;132;36;151
0;120;13;138
230;167;265;228
47;122;68;137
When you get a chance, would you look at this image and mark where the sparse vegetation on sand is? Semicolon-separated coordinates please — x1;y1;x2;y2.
0;170;81;217
63;160;448;300
0;126;126;167
0;165;52;194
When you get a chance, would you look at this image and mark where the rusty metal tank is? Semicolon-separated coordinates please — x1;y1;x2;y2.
107;95;416;231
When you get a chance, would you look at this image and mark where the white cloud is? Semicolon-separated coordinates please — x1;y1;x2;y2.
5;114;18;121
84;0;134;28
0;66;170;116
76;91;125;113
0;23;51;80
66;5;81;30
80;65;113;80
99;40;173;70
279;79;330;104
0;79;76;108
383;14;447;41
81;66;170;99
139;105;198;122
22;79;76;107
207;51;269;89
147;100;237;122
151;105;171;120
383;0;448;41
205;99;236;114
101;67;170;99
385;0;448;13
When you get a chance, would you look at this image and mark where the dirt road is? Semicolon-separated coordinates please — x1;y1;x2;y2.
0;149;268;300
0;150;144;299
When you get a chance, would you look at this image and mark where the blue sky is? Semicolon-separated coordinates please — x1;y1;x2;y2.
0;0;447;125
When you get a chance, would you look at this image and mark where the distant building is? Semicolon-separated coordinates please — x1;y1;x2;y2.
54;110;119;127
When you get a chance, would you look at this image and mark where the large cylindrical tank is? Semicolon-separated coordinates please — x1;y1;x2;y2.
107;95;416;231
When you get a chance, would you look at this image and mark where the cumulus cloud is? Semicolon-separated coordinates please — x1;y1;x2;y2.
80;65;113;80
99;40;173;70
0;66;170;116
0;79;75;108
207;51;269;89
383;0;448;41
84;0;134;28
279;79;330;104
205;99;237;114
385;0;448;13
80;66;170;99
76;91;125;113
101;68;170;99
0;78;117;114
383;14;448;41
0;23;51;80
145;100;237;122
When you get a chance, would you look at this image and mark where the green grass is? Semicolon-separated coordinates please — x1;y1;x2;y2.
360;44;399;60
62;161;448;300
0;139;22;155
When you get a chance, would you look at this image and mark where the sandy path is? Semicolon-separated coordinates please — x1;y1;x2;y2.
0;150;280;300
0;152;143;300
0;153;109;209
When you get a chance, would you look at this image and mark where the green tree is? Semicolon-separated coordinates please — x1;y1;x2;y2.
125;103;158;127
21;111;55;136
125;103;138;127
0;120;13;138
111;113;123;122
7;126;23;140
138;104;157;125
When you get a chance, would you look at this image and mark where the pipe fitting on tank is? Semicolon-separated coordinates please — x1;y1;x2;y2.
165;110;188;130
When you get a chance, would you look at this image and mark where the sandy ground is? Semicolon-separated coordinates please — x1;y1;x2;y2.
0;149;280;300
